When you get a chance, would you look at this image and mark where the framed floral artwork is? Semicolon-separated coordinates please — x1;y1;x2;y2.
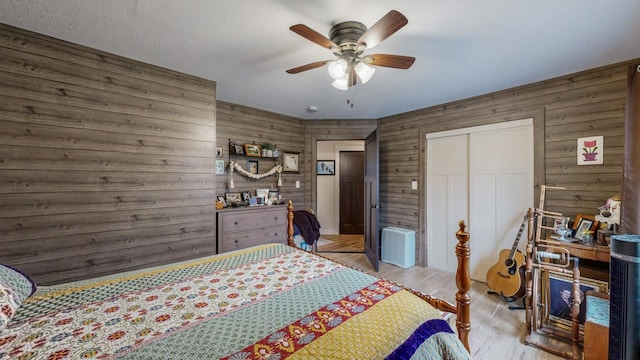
577;136;603;165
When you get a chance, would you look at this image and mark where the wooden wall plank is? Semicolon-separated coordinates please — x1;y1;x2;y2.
378;59;637;266
0;24;216;285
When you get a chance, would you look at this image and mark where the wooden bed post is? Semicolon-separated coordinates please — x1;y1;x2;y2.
287;200;295;247
455;220;471;353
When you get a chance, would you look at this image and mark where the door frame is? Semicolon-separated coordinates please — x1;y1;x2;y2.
310;134;374;218
417;110;546;267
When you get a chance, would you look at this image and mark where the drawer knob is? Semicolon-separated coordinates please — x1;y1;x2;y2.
234;240;238;244
274;216;278;221
234;221;238;225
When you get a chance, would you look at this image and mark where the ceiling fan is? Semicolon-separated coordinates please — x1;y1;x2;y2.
286;10;415;90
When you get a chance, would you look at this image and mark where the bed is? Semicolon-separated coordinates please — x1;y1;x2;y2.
1;201;472;359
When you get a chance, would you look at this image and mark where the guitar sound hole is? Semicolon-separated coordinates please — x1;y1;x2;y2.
504;259;514;267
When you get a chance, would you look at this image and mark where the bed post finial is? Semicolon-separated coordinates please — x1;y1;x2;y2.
455;220;471;353
287;200;294;247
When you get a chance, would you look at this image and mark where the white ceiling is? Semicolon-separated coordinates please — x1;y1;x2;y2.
2;1;640;120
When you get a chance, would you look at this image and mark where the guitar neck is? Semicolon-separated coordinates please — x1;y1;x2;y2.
508;216;528;258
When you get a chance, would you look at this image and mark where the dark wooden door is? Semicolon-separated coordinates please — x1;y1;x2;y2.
339;151;364;234
364;129;380;271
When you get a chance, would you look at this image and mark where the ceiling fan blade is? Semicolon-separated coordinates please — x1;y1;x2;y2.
290;24;338;50
358;10;408;49
366;54;415;69
286;60;330;74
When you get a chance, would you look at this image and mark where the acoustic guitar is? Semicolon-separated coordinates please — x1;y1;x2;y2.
486;214;528;299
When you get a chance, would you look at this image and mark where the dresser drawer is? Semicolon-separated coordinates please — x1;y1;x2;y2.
221;209;286;232
220;227;287;253
216;206;289;253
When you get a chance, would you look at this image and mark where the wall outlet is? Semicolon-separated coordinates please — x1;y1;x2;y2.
295;180;300;189
411;180;418;190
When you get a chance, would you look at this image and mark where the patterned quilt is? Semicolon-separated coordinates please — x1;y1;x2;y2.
0;244;471;359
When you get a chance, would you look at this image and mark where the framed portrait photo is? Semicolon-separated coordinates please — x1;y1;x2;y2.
316;160;335;175
282;151;299;173
544;271;607;329
215;146;223;158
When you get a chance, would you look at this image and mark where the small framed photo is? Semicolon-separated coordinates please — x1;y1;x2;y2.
268;190;279;204
316;160;335;175
229;141;244;155
216;195;227;208
282;151;299;173
216;146;223;158
247;160;258;174
572;214;599;241
241;191;252;202
244;143;262;157
225;192;242;204
215;159;225;175
256;188;269;200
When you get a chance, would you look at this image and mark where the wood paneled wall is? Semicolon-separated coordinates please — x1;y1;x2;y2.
378;60;636;266
215;102;305;206
0;24;217;284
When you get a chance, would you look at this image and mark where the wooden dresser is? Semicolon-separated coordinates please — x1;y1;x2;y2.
216;205;288;253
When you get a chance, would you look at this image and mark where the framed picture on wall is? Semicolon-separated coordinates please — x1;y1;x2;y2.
216;146;223;158
247;160;258;174
316;160;335;175
282;151;299;173
215;160;225;175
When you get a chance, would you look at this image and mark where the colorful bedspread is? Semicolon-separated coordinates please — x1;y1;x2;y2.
1;244;471;359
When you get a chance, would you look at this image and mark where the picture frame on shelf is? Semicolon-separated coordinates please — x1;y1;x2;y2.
229;141;244;156
256;188;269;200
247;160;258;174
241;191;252;202
316;160;335;175
268;190;279;204
244;143;262;157
572;214;599;241
216;146;223;158
216;195;227;208
225;192;242;204
282;151;299;173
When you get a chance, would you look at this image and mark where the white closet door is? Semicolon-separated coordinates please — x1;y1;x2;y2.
469;125;533;281
426;134;469;274
426;119;533;281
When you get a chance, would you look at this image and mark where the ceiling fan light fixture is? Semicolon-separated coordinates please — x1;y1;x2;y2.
355;61;375;84
328;58;348;80
332;77;349;90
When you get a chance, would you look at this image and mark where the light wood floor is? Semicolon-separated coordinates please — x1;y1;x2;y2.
316;233;364;252
317;235;567;360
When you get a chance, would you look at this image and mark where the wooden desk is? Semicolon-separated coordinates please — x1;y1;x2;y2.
541;239;610;263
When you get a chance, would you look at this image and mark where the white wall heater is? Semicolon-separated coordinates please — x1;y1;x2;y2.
381;227;416;268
